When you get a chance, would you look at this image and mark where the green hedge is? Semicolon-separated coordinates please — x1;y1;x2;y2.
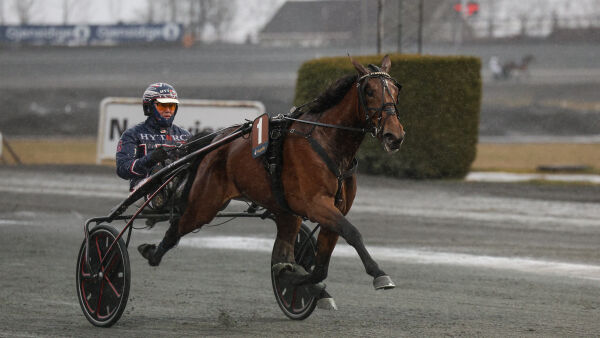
294;54;481;179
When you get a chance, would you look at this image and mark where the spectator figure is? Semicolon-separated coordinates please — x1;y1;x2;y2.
489;56;502;80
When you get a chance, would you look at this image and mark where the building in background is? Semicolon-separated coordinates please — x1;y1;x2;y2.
1;0;599;48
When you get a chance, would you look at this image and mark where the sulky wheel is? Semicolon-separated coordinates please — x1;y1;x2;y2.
271;223;318;320
76;225;130;327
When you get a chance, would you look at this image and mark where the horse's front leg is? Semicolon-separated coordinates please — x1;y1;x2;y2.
309;227;340;310
271;213;301;266
271;213;323;287
270;213;339;310
308;198;395;290
271;212;335;283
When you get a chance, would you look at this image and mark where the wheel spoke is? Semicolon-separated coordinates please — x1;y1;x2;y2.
102;250;119;275
104;275;121;298
95;237;103;265
94;279;105;318
290;287;297;310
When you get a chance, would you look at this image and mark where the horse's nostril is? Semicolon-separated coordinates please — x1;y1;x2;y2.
384;133;400;143
383;133;402;149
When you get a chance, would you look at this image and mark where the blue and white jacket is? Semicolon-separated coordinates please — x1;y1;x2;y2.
116;116;191;191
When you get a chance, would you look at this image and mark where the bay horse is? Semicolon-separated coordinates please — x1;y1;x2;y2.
139;55;405;306
501;54;535;80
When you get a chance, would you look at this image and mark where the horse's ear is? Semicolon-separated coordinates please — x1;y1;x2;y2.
381;55;391;73
350;56;369;76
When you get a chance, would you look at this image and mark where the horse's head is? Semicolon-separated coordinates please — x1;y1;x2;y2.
522;54;535;65
351;55;405;153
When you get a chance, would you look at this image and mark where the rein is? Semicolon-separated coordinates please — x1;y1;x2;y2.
281;116;367;133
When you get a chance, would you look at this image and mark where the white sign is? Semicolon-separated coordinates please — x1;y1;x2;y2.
97;97;265;163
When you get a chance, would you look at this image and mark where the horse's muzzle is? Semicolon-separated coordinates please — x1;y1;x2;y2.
382;131;405;153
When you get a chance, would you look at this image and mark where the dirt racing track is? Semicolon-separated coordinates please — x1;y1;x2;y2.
0;165;599;336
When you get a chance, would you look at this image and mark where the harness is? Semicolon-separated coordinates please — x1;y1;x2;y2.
265;116;359;212
288;127;359;208
265;69;401;212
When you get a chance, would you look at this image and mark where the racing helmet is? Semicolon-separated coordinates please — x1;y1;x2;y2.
142;82;179;116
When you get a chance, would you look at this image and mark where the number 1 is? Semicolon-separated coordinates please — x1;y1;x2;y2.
256;117;263;144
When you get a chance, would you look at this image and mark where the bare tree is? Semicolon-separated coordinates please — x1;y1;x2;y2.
141;0;236;41
143;0;155;23
189;0;201;36
62;0;85;24
209;0;235;40
0;0;5;24
142;0;157;23
108;0;122;23
169;0;177;22
14;0;36;24
142;0;170;24
195;0;235;41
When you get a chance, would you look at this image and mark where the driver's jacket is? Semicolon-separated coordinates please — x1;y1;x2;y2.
116;116;191;191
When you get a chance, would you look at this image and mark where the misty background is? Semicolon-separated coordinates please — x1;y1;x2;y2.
0;0;599;142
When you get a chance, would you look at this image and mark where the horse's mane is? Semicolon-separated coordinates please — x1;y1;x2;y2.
307;74;358;115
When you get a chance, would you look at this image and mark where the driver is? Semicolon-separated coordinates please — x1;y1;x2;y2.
116;82;191;191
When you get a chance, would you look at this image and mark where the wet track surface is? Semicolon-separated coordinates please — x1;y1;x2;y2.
1;166;600;336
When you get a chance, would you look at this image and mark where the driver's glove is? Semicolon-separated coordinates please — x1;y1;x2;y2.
147;147;169;166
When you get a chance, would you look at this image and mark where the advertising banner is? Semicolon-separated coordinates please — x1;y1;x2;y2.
0;24;183;45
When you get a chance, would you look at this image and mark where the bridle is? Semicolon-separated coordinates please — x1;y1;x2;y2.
283;71;402;137
356;70;402;137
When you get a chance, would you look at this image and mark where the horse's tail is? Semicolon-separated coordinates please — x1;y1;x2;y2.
177;130;220;210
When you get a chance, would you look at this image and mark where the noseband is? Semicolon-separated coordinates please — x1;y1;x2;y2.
356;71;402;137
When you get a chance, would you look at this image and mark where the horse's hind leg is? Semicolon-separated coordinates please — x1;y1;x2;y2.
138;218;181;266
139;158;234;266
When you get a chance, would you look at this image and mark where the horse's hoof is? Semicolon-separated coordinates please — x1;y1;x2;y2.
317;297;338;310
138;244;161;267
271;262;295;275
305;282;326;296
316;290;337;310
373;275;395;290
